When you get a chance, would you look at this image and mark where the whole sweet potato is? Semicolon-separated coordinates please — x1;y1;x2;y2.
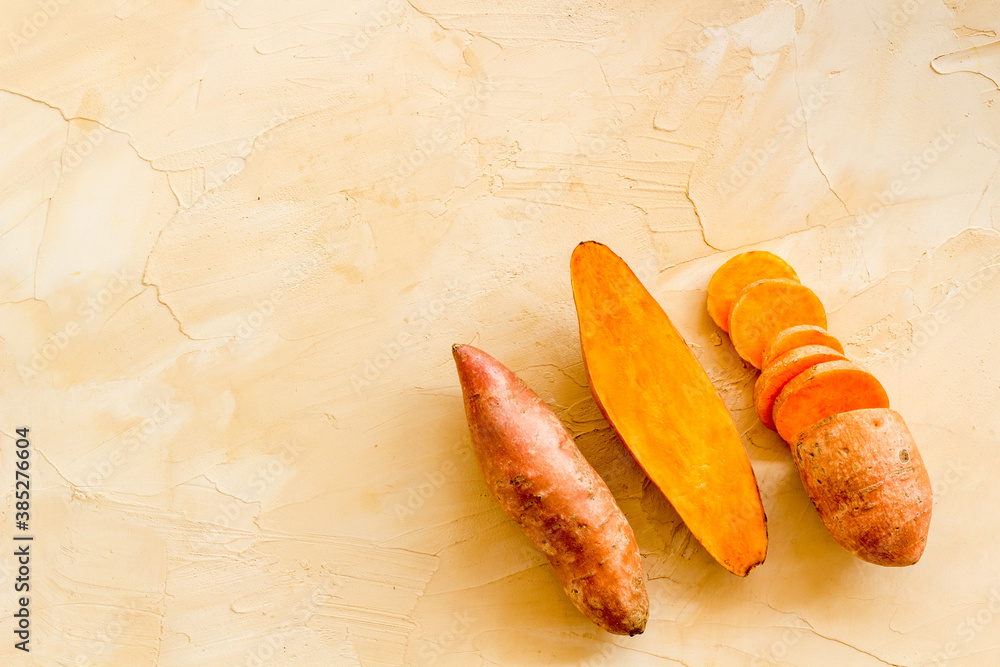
452;344;649;635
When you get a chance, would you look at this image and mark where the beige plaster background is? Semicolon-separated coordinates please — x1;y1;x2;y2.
1;0;999;665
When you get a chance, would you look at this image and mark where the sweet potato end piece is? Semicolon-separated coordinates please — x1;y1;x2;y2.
793;409;932;566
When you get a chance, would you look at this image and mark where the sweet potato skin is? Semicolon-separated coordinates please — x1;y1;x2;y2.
792;409;932;566
453;344;648;635
571;242;767;577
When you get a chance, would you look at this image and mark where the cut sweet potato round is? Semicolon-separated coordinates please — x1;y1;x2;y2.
793;408;932;566
773;360;890;444
707;251;800;332
762;324;844;369
754;345;847;430
728;279;827;369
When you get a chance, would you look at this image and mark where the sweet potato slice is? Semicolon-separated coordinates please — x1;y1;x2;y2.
707;251;800;332
772;360;890;444
793;409;932;566
571;241;767;577
453;344;649;635
762;324;844;368
728;278;827;369
754;345;847;430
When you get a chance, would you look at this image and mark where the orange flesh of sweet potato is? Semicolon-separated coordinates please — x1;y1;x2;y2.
793;409;932;566
571;241;767;577
452;344;649;635
728;278;827;369
762;324;844;368
754;345;848;430
706;251;800;332
772;360;890;444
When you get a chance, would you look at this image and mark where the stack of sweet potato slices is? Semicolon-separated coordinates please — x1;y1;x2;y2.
708;251;932;566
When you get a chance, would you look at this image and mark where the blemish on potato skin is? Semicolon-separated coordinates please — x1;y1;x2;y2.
858;481;884;495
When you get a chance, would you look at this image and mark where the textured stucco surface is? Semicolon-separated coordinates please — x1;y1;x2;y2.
1;1;1000;665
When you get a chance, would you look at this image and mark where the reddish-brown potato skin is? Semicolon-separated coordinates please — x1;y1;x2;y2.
793;409;932;566
453;344;649;635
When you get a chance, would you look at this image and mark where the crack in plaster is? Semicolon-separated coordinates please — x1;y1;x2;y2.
0;87;167;174
791;43;852;220
406;0;456;37
0;90;219;345
683;186;721;251
797;615;906;667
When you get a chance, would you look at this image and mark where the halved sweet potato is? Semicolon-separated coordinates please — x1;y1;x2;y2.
772;360;890;444
754;345;847;430
762;324;844;368
571;241;767;577
707;251;800;332
793;408;932;566
728;278;827;369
